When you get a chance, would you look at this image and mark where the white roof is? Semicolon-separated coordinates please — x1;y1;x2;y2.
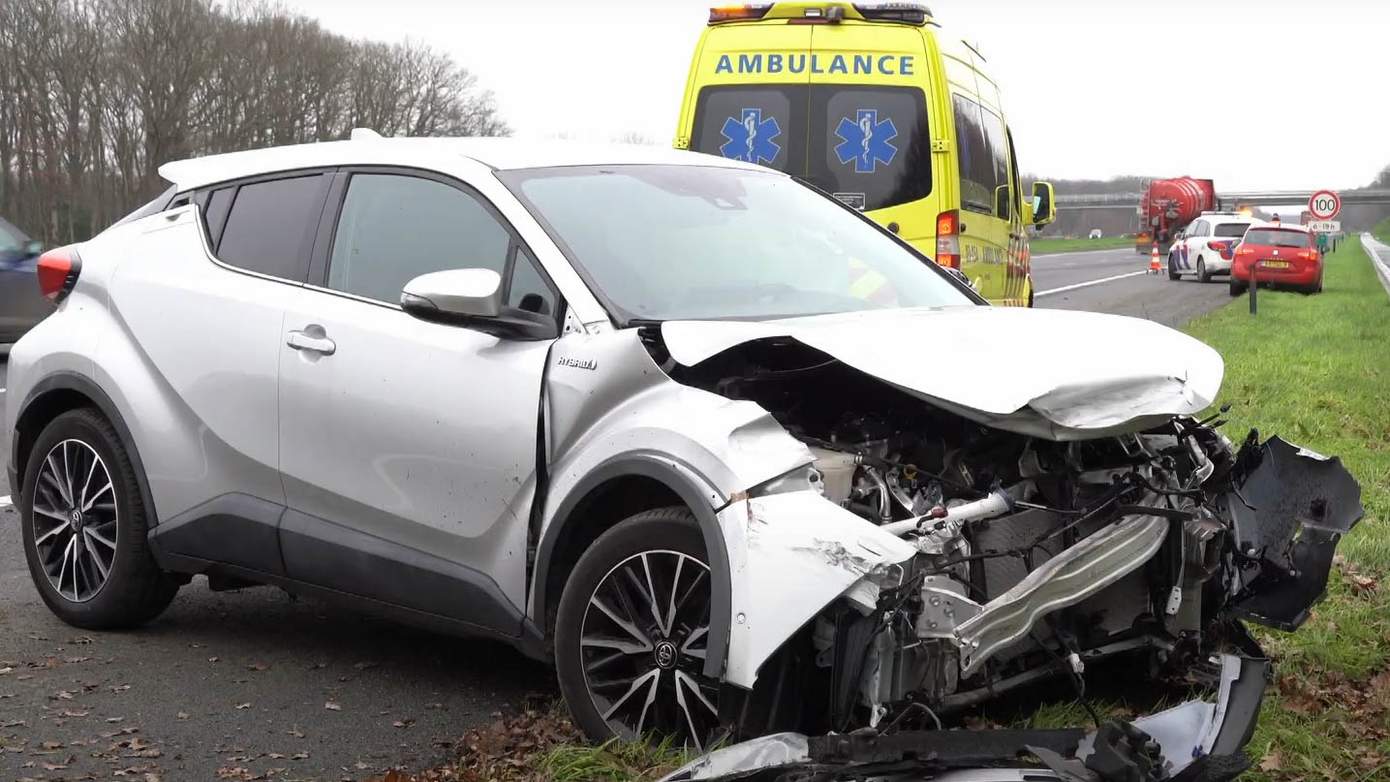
157;136;764;192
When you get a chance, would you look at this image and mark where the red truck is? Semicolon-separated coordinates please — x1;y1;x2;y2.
1134;176;1217;253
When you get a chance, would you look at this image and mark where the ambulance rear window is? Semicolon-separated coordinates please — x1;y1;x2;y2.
690;85;930;212
806;87;931;212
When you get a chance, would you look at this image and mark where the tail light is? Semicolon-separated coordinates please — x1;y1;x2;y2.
37;246;82;302
708;3;771;22
1299;250;1317;261
1208;240;1234;260
936;210;960;269
1236;245;1254;256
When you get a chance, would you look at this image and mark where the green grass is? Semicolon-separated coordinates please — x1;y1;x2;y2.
1374;217;1390;244
1182;239;1390;780
1030;235;1134;254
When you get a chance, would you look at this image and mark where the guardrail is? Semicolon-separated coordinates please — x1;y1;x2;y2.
1359;233;1390;299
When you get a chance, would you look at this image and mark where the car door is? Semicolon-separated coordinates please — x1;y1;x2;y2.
1179;220;1206;270
107;172;331;574
277;168;561;637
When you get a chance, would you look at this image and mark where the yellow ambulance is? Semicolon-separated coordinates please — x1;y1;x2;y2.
675;1;1055;306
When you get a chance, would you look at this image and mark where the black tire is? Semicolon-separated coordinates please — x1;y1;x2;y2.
1197;258;1210;283
20;408;177;629
1167;256;1180;280
1229;279;1247;297
555;507;724;749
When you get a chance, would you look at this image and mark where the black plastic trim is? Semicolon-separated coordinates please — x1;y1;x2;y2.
279;508;523;638
1210;656;1269;757
148;492;286;576
12;372;157;523
532;455;732;679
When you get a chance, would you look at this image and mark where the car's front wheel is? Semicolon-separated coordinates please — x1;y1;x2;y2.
20;408;178;629
1167;256;1181;280
555;508;725;749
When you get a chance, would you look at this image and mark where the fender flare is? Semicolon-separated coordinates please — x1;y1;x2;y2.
530;454;732;679
11;371;158;527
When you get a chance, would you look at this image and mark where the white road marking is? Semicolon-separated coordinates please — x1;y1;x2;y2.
0;496;11;509
1035;270;1149;298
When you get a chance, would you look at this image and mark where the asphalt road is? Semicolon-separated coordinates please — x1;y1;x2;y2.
0;253;1232;780
1031;245;1232;327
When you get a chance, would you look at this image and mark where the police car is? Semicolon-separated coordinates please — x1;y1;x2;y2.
676;1;1056;306
1166;212;1260;283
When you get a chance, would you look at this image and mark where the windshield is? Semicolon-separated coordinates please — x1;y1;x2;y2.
500;165;973;324
1245;228;1311;248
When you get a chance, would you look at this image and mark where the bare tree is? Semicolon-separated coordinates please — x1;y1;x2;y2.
0;0;510;244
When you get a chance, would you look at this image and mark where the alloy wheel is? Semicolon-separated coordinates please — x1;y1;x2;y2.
579;550;721;749
30;439;119;603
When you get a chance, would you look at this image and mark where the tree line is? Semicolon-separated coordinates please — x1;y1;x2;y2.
1;0;509;245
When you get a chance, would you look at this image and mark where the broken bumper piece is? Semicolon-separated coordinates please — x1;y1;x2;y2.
1227;436;1364;630
660;654;1269;782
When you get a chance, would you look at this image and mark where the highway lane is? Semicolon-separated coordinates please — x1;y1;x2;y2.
1031;245;1232;328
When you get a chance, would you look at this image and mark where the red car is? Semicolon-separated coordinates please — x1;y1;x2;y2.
1229;224;1323;295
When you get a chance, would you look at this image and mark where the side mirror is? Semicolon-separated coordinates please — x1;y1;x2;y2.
994;185;1010;218
23;239;43;258
1030;181;1056;226
400;268;558;341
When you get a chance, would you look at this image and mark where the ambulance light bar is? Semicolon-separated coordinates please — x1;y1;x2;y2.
708;4;772;23
854;3;931;24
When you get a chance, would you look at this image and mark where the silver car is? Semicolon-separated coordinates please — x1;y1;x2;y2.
0;216;50;351
3;138;1359;771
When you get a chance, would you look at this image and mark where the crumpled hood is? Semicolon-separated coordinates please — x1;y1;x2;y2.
661;306;1224;440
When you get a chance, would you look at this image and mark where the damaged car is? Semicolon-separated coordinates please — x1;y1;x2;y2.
4;138;1360;777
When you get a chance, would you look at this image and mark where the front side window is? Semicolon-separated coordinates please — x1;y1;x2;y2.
218;175;326;279
502;164;973;324
327;174;510;303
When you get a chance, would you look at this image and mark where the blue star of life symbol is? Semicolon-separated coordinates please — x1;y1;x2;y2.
834;109;898;174
719;108;782;165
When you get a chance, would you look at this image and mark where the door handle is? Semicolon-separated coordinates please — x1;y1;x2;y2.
286;329;336;356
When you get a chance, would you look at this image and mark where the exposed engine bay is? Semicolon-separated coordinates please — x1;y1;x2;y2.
665;335;1363;742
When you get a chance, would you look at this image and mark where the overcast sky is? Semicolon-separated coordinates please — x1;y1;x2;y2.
280;0;1387;191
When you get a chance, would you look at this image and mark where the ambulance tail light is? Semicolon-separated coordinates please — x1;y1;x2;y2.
708;3;771;23
936;210;960;269
37;245;82;303
854;2;932;24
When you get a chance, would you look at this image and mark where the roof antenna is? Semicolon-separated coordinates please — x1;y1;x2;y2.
350;128;383;141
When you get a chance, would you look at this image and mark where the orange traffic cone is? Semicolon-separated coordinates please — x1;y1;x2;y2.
1149;244;1162;274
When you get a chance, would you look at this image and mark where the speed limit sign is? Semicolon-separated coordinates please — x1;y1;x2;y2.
1309;190;1341;220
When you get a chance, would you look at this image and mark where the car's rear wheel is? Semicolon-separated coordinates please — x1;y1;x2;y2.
20;408;178;629
1197;258;1210;283
555;508;725;750
1229;279;1247;296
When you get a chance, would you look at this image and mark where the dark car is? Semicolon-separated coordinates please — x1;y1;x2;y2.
0;216;52;351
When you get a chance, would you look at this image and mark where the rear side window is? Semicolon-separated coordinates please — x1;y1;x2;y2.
326;173;511;304
1245;229;1311;248
1214;222;1251;239
218;175;326;280
952;95;1008;218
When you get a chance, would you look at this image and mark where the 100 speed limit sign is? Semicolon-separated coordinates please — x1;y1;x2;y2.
1309;190;1341;220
